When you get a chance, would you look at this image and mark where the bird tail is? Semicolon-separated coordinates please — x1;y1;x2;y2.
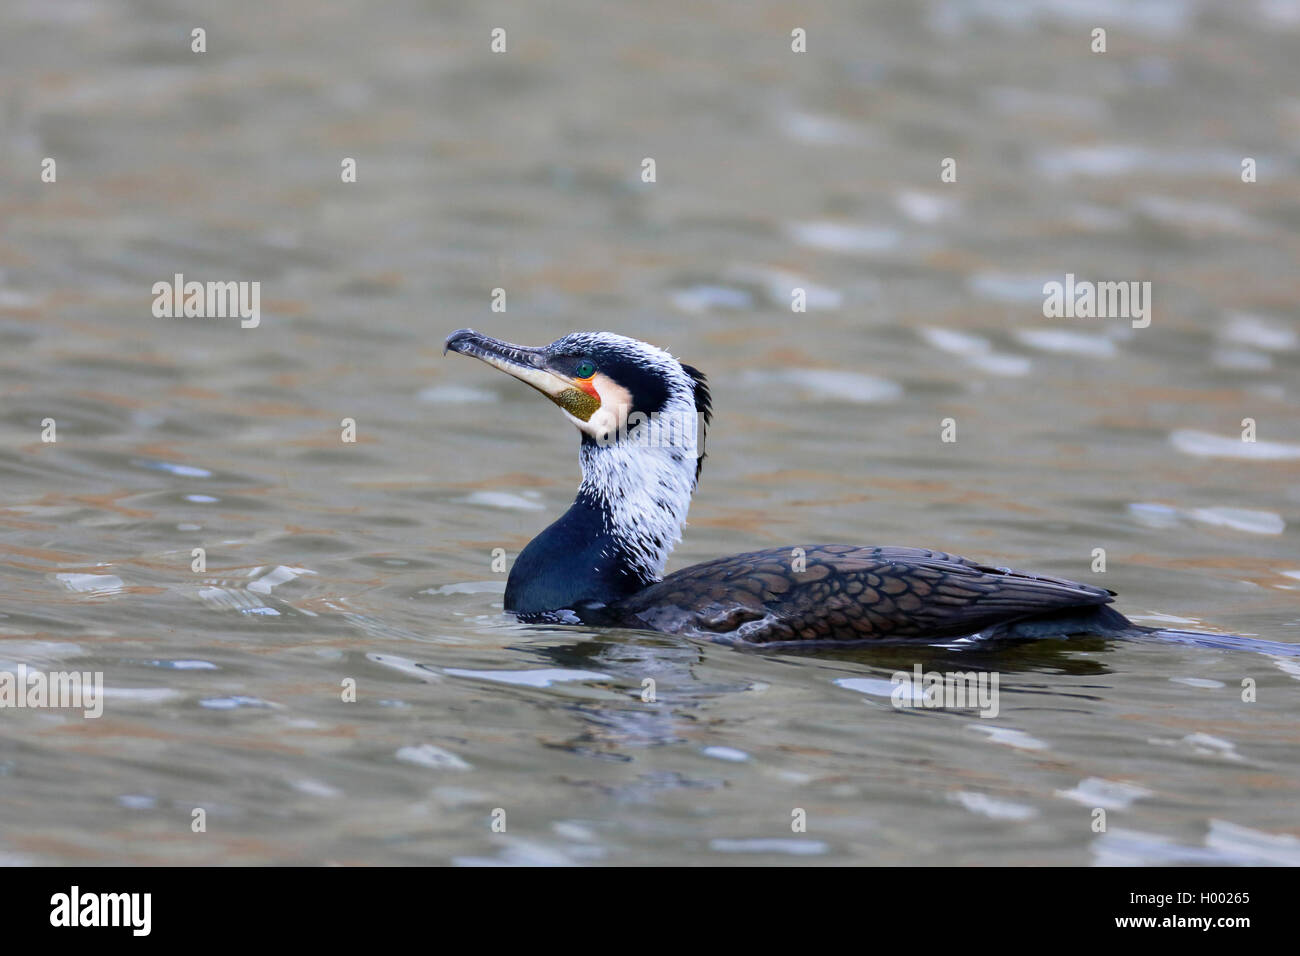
1131;625;1300;658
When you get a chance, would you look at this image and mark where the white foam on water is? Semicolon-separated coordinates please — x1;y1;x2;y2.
776;111;875;147
1219;312;1298;351
1205;820;1300;866
966;352;1032;376
1091;828;1243;867
744;368;901;403
422;581;506;595
787;221;900;255
709;838;828;855
669;284;753;314
395;744;472;771
1187;507;1285;535
1212;347;1273;371
1170;677;1226;689
1126;502;1182;529
293;779;342;798
418;385;499;404
196;586;268;612
444;667;609;688
1134;194;1255;232
134;459;212;478
836;676;926;703
921;328;1033;376
1273;658;1300;680
54;573;124;595
366;653;442;683
461;490;546;511
1170;431;1300;463
724;264;842;311
200;696;274;710
148;659;218;670
248;565;316;594
1057;777;1152;810
951;790;1038;821
967;724;1049;751
967;272;1055;303
701;746;749;762
1014;328;1117;358
1033;145;1240;180
1148;732;1243;761
100;687;183;704
921;327;991;355
895;190;960;223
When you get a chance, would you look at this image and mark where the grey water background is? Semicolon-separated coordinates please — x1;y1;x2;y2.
2;0;1299;865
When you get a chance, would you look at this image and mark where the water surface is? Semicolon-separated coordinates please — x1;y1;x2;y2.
1;0;1299;865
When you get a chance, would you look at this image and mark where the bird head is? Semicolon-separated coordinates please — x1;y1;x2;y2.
444;328;711;473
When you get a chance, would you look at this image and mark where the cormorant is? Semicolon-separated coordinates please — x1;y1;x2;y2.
442;328;1284;652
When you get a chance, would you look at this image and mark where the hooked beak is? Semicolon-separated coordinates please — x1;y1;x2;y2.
444;328;601;421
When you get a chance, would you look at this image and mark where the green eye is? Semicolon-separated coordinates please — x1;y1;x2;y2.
574;360;596;379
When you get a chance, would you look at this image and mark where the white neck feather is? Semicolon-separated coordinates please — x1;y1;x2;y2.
578;406;700;583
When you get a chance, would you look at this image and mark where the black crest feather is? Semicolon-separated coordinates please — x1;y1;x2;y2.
680;362;711;482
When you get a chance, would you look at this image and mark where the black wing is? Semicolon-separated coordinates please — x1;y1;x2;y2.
612;544;1115;643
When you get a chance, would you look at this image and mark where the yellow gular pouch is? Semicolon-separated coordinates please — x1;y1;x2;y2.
555;387;601;422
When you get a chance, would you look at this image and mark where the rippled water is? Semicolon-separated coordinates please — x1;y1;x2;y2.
2;0;1299;865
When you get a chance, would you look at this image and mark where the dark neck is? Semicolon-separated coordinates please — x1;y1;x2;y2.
504;490;655;619
504;432;698;620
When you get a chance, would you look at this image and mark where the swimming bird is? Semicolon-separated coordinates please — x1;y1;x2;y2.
443;328;1291;653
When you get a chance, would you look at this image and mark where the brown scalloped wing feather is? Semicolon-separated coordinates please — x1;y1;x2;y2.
614;545;1114;643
